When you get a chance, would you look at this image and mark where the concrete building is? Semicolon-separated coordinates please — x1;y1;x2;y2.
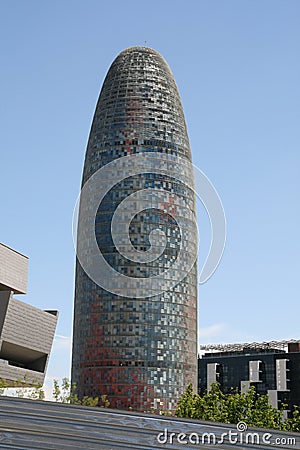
199;340;300;416
0;242;28;294
0;243;58;386
72;46;197;412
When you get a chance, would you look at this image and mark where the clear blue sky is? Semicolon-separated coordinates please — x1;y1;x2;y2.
1;0;299;394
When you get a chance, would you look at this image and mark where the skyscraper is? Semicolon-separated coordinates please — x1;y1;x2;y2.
72;47;197;412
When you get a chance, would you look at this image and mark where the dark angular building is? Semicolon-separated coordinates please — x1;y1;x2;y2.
71;46;198;412
199;341;300;416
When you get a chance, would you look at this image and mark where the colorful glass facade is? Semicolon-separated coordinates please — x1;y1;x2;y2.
72;47;197;412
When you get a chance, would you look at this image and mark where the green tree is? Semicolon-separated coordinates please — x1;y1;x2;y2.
175;382;197;418
0;378;9;396
176;383;289;431
52;378;101;407
0;375;105;408
0;375;45;400
284;405;300;432
99;394;110;408
53;377;77;403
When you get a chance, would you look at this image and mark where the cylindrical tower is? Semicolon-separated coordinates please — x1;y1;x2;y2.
72;47;197;412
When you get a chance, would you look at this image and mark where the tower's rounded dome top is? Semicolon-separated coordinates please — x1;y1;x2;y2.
110;46;175;82
84;46;191;182
82;45;191;183
118;45;164;57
